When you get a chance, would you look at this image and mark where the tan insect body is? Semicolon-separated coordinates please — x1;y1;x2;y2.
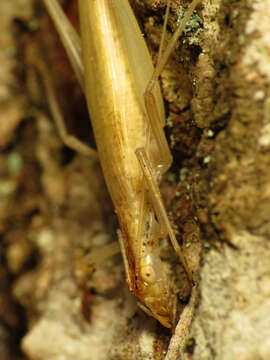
43;0;200;328
79;0;174;327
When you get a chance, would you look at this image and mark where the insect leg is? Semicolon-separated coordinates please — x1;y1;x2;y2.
41;0;97;158
43;0;84;90
35;59;98;159
79;241;121;268
135;148;193;282
144;0;200;174
136;0;201;282
117;230;132;290
145;0;201;117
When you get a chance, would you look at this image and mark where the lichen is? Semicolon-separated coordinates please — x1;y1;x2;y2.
177;8;203;45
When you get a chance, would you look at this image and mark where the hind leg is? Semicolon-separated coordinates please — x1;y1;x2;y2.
36;59;97;158
39;0;97;158
136;0;201;282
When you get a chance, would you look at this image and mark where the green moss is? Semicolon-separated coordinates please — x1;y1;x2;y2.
8;152;23;176
179;167;189;182
166;115;173;128
203;155;211;164
5;47;17;57
177;8;203;45
238;34;245;46
167;172;176;183
27;18;40;32
169;134;177;148
232;9;239;20
207;129;215;138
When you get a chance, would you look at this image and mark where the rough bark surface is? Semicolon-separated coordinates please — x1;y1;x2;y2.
0;1;269;360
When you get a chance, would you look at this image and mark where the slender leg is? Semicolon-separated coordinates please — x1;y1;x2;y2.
117;230;132;290
144;0;201;174
146;0;201;103
136;148;193;282
76;241;120;280
136;0;201;282
40;0;97;158
35;59;98;159
81;241;120;266
43;0;84;90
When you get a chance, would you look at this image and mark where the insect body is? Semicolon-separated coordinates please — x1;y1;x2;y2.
79;0;175;328
43;0;200;328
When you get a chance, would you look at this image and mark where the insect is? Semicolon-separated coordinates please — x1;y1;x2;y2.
41;0;200;328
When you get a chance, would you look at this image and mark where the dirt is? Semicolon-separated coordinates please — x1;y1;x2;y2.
0;0;270;360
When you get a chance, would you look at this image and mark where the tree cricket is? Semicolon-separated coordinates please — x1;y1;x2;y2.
41;0;200;328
